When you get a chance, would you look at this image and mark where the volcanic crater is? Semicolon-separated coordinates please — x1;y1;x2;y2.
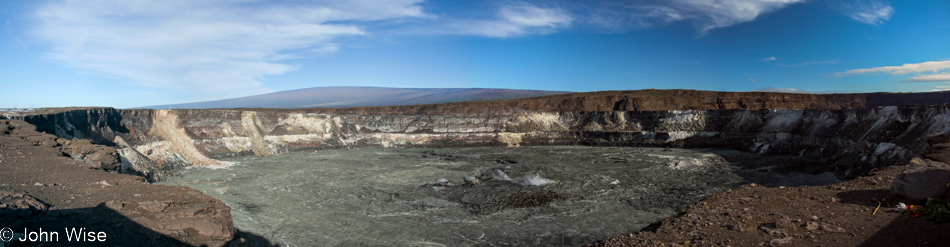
4;89;950;246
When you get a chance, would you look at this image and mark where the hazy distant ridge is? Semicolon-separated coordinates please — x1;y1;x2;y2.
141;87;572;109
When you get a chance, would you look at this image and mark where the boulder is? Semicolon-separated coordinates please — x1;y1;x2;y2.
891;157;950;200
130;201;235;246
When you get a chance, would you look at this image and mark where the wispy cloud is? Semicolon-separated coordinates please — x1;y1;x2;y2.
778;60;840;67
761;56;778;62
30;0;425;96
443;3;573;38
834;60;950;82
908;73;950;82
835;60;950;90
844;0;895;25
758;87;815;94
577;0;805;35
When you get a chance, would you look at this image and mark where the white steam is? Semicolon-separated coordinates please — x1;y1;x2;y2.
489;168;552;186
518;173;551;186
492;169;512;181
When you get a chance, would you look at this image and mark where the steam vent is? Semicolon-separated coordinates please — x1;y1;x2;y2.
6;89;950;246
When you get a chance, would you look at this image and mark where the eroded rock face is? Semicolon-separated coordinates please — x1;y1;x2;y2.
891;157;950;200
16;107;125;146
118;147;176;182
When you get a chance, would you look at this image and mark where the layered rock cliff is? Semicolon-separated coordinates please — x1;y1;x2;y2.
7;90;950;182
282;89;950;114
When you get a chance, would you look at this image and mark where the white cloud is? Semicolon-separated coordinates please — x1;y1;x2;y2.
677;0;806;35
578;0;805;35
835;60;950;85
834;60;950;78
758;87;815;94
761;56;778;62
575;0;898;34
444;3;573;38
756;87;854;94
908;73;950;82
30;0;425;95
845;0;895;25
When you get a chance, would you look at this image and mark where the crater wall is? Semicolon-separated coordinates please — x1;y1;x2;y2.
10;104;950;181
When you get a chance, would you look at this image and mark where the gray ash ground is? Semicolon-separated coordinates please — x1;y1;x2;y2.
162;146;840;247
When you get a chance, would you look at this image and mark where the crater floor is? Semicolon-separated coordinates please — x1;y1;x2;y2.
162;146;840;246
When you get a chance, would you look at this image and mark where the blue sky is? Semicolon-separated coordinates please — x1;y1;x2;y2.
1;0;949;108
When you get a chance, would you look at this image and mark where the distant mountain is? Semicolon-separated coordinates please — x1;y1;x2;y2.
141;87;573;109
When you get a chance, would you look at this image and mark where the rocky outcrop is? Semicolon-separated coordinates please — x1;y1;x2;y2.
58;138;121;171
21;130;120;171
9;90;950;182
6;118;121;171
